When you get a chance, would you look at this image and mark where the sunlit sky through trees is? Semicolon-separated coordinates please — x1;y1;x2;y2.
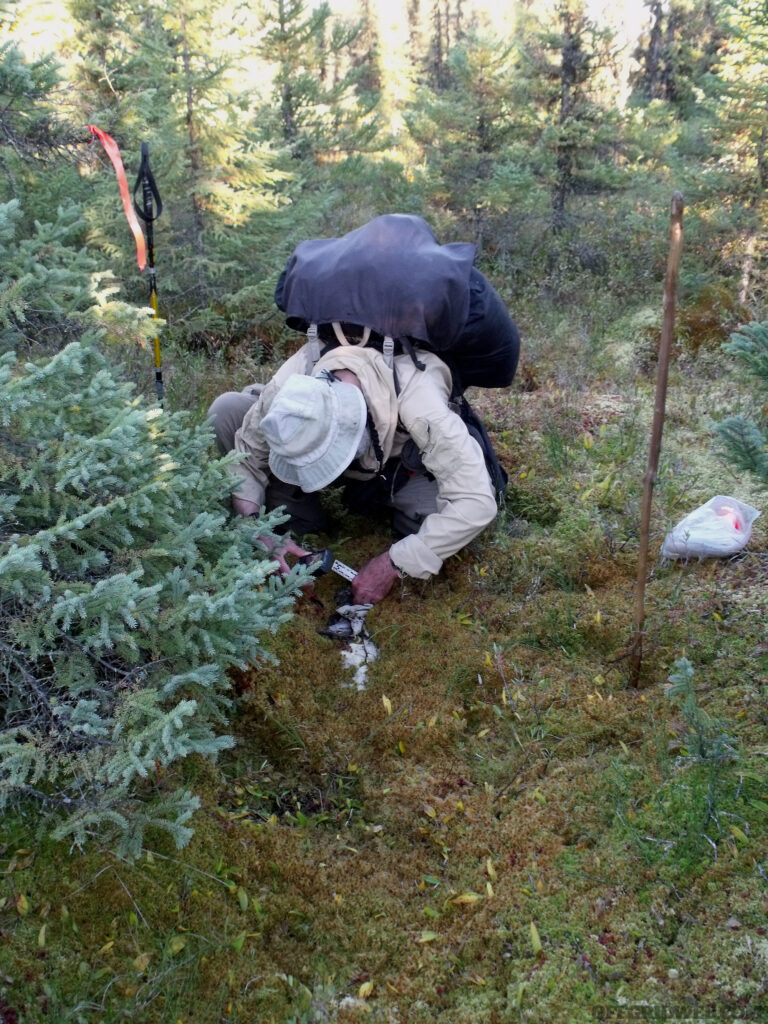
15;0;653;65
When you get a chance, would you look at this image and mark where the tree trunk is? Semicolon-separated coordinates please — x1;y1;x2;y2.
178;4;208;299
454;0;464;43
660;5;682;102
551;14;578;232
757;126;768;191
739;234;756;306
641;0;664;100
432;2;445;89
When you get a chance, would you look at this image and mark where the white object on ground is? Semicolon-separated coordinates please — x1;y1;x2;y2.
325;601;378;690
661;495;760;560
341;636;379;691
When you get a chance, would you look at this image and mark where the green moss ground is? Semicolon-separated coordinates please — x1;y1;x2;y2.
2;331;767;1024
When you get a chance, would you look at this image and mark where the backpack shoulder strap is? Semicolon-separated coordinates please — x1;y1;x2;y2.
307;322;321;364
309;322;398;373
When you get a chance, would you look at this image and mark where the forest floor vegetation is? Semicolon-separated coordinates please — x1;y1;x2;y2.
2;313;767;1024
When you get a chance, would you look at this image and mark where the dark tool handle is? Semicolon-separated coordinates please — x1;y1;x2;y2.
297;549;334;575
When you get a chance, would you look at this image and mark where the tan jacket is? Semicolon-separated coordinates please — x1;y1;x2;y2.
231;343;497;579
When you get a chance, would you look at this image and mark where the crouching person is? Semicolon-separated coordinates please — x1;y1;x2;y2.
208;341;499;605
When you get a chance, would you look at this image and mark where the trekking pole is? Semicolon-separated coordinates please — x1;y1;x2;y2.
629;192;684;687
133;143;164;406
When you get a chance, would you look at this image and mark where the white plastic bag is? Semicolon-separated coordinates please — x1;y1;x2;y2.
661;495;760;560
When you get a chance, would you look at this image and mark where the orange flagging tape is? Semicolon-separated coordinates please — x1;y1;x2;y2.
86;125;146;270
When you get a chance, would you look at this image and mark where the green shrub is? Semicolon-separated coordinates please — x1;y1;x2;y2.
608;659;753;876
665;657;736;764
716;320;768;486
0;340;305;856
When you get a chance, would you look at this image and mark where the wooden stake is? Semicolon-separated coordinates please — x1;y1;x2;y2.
629;192;684;687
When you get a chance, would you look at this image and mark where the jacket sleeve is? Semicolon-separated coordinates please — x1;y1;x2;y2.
389;357;498;579
228;345;314;507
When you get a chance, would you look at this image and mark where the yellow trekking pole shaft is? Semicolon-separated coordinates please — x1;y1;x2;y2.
149;266;162;404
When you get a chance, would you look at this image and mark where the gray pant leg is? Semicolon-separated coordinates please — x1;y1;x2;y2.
207;392;259;453
208;388;327;537
390;473;439;537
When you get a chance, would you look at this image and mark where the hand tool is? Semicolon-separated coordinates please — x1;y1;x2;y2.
297;548;358;582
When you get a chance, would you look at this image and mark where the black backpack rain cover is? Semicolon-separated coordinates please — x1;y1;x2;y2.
275;214;476;348
275;213;520;393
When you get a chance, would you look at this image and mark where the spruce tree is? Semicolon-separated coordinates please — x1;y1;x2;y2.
0;199;99;356
516;0;622;234
706;0;768;199
404;32;527;253
0;30;107;357
1;15;305;854
0;19;86;225
255;0;381;164
65;0;287;350
631;0;725;114
0;338;306;856
716;322;768;487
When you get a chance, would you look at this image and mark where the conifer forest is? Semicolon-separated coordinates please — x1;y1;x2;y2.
1;0;768;1021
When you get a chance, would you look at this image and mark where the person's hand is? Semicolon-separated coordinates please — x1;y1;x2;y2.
352;551;400;604
232;497;311;577
259;534;312;576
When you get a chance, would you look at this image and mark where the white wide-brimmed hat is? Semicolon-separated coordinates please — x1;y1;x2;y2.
260;372;367;492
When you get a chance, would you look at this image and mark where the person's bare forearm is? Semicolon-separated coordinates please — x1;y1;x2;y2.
232;495;261;518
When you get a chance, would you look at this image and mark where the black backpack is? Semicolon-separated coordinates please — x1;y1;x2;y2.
275;214;520;392
274;214;519;497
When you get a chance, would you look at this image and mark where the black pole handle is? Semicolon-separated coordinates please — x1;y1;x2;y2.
133;142;163;223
